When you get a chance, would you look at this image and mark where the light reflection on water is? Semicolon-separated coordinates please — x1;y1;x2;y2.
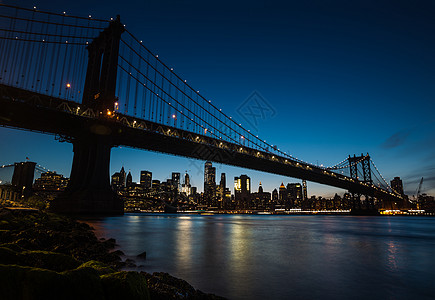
84;214;435;300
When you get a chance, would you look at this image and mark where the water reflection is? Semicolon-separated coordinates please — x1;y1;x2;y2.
84;214;435;300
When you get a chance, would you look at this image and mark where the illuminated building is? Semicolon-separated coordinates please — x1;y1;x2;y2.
204;161;216;201
286;183;302;208
172;172;180;191
250;182;271;210
181;172;191;195
140;171;152;189
33;171;69;191
234;174;251;209
111;167;127;191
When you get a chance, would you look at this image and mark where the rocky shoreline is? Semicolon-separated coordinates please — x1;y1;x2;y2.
0;207;226;300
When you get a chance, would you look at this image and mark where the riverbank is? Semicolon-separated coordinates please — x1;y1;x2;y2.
0;207;226;300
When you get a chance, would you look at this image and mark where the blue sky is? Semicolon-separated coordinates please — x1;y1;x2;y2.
1;0;434;197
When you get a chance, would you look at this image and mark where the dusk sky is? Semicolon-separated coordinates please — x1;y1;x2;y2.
1;0;434;197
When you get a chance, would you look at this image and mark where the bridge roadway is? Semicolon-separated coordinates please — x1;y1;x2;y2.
0;84;402;202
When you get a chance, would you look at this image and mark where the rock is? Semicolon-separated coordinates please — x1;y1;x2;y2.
20;250;81;272
142;272;228;300
78;260;115;275
0;247;20;265
101;271;150;300
125;258;137;268
137;251;147;259
0;264;104;300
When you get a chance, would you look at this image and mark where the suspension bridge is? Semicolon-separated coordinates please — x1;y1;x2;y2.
0;5;404;214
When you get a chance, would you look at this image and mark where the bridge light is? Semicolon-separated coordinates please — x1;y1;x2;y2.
172;114;176;119
66;83;71;88
106;110;112;116
89;15;92;18
241;136;244;139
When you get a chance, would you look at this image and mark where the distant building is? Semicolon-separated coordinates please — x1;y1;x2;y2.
204;161;216;201
250;182;271;210
152;180;160;190
181;172;191;195
234;174;251;209
111;167;126;191
140;171;152;189
12;161;36;197
278;182;287;208
287;183;302;208
390;177;404;196
126;171;133;188
172;172;180;191
34;171;69;191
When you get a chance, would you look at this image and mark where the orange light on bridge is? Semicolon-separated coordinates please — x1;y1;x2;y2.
66;83;71;88
172;114;176;119
107;110;112;116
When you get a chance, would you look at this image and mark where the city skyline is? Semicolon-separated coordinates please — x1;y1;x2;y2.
1;0;434;197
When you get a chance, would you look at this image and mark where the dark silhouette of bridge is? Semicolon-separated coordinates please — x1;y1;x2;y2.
0;5;404;214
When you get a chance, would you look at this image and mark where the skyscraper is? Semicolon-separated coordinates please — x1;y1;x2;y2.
279;182;287;207
172;172;180;191
182;172;191;195
140;171;152;189
287;183;302;208
391;177;404;196
220;173;226;190
126;171;133;188
111;166;127;191
234;174;251;209
204;161;216;200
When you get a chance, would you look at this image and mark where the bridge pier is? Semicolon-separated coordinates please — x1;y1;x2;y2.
51;133;123;215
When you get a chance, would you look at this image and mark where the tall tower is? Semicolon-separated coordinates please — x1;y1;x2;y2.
220;173;226;190
12;161;36;197
126;171;133;188
140;171;152;189
172;172;180;191
390;177;404;196
204;161;216;201
234;174;251;210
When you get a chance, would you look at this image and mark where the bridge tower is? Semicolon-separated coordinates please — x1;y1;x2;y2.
51;17;125;215
348;153;374;210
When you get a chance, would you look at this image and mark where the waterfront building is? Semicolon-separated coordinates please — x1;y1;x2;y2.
250;182;271;210
391;177;404;196
278;182;287;208
12;161;36;197
287;183;303;208
234;174;251;210
181;172;191;195
140;171;152;189
111;167;126;191
204;161;216;201
152;180;160;190
33;171;69;192
172;172;180;191
126;171;133;188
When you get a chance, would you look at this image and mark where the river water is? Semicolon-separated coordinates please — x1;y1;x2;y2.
85;214;435;300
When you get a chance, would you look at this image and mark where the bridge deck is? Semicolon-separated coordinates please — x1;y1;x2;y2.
0;84;402;202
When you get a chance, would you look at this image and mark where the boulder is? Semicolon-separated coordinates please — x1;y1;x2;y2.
101;271;150;300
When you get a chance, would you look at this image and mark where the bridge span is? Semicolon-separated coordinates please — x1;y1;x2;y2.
0;5;404;214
